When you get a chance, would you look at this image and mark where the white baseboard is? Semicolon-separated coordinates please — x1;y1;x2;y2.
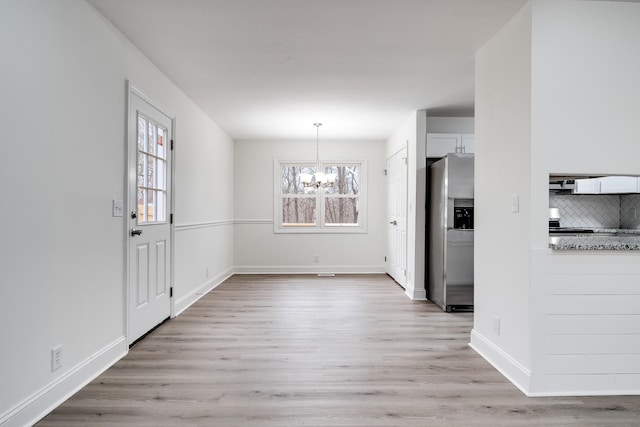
526;388;640;398
406;287;427;300
174;267;233;317
232;265;386;275
469;329;532;396
1;336;127;427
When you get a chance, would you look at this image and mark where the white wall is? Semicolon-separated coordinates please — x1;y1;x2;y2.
473;0;640;396
471;1;533;392
0;1;234;425
426;116;475;134
234;139;386;273
528;0;640;395
172;108;234;314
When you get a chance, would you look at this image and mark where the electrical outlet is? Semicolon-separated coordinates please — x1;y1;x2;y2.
314;255;319;263
492;316;501;336
51;345;62;371
511;194;519;213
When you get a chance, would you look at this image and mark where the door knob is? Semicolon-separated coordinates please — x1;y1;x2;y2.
389;221;397;225
131;228;143;236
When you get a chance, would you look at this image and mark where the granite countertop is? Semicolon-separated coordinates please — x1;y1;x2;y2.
549;229;640;251
592;228;640;235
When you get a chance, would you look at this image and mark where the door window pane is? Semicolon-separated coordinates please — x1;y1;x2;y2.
157;128;166;158
137;117;147;151
146;156;155;188
155;191;166;222
137;189;146;223
156;160;163;189
146;190;154;222
137;154;144;176
147;121;156;155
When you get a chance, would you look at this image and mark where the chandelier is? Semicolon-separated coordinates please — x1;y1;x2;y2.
301;123;336;189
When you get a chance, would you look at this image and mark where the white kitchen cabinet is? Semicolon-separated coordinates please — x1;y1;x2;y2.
574;178;600;194
426;133;459;158
426;133;475;158
598;176;639;193
461;134;475;153
573;176;639;194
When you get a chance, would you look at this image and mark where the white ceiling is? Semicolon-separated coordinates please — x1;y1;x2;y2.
87;0;528;140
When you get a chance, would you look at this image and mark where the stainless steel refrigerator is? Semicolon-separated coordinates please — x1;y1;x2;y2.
427;153;474;312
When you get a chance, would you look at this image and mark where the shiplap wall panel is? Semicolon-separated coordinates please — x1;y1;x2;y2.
545;334;640;355
545;354;640;375
544;275;640;295
546;295;640;315
546;315;640;335
543;257;640;275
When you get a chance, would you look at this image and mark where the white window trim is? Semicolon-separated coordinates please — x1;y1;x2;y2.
273;157;368;234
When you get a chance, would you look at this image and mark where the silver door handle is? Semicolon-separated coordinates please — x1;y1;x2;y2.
389;221;397;225
131;229;143;236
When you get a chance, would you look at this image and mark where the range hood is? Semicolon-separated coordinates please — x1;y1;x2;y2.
549;179;576;191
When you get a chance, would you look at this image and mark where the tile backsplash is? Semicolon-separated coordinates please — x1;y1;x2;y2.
621;194;640;229
549;194;640;229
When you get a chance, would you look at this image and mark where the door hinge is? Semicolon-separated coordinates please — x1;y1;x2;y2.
171;139;174;150
403;157;407;165
170;213;174;224
170;287;173;298
384;169;387;176
384;256;387;262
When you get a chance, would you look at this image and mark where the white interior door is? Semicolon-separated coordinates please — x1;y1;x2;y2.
387;147;407;287
127;87;173;345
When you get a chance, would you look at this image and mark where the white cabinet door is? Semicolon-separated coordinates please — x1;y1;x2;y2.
574;176;639;194
599;176;639;193
426;133;475;157
426;133;461;158
574;178;600;194
461;134;475;154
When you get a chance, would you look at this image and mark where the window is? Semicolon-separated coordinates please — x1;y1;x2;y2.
137;114;168;223
275;159;367;233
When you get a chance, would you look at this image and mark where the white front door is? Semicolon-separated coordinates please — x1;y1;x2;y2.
387;147;407;287
127;86;173;345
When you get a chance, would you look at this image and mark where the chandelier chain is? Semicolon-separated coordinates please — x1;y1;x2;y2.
314;123;322;171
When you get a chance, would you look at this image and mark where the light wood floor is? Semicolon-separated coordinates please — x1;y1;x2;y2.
39;274;640;426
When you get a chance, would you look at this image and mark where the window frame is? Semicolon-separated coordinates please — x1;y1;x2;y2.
136;112;169;225
274;158;368;234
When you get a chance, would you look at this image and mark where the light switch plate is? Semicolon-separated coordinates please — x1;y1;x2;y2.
511;194;519;213
112;199;124;217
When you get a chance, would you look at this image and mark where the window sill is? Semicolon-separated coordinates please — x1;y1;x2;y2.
274;225;367;234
